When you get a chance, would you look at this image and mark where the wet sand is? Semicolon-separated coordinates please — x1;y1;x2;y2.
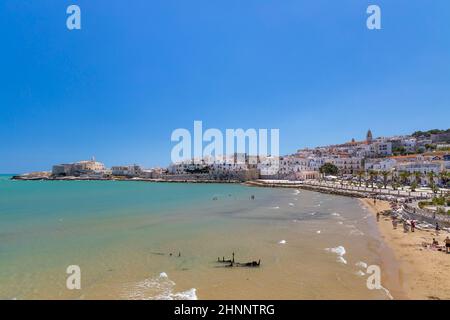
360;198;450;300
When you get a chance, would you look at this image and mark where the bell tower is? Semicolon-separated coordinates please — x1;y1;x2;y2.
366;130;373;144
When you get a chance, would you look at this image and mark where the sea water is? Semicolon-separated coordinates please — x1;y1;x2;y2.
0;176;399;299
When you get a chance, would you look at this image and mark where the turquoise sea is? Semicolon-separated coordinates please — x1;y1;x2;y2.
0;175;400;299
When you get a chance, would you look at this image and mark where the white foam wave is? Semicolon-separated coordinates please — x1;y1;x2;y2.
271;206;280;209
345;224;364;236
288;203;295;207
316;230;321;234
326;246;347;264
337;256;347;264
125;272;197;300
349;229;364;236
331;212;341;217
279;240;287;244
355;261;368;269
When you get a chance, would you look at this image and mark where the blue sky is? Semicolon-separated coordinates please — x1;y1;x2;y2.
1;0;449;173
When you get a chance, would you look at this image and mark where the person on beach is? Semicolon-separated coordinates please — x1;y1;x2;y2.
445;237;450;254
403;221;409;233
376;212;380;222
432;238;439;247
392;218;398;230
436;222;440;235
411;220;415;232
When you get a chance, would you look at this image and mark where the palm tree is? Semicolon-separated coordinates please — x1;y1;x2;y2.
368;170;377;188
439;170;448;186
413;171;422;185
356;170;364;187
399;171;411;189
380;170;390;189
427;171;436;187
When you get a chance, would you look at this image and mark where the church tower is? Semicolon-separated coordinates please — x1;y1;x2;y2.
366;129;373;144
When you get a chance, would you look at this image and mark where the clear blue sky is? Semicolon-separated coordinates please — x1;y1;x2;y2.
1;0;449;173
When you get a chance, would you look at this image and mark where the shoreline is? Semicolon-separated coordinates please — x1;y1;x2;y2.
8;175;450;299
10;176;242;184
360;198;450;300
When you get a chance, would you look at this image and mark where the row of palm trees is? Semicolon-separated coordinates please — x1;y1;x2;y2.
353;169;449;191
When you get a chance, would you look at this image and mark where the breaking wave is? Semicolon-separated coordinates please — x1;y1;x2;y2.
124;272;197;300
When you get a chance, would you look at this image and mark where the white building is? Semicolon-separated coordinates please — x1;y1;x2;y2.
111;165;142;177
52;158;106;176
395;161;442;175
401;138;417;153
365;158;397;171
329;157;363;174
257;156;280;177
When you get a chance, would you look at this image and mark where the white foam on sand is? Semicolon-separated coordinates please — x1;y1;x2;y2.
349;229;365;236
316;230;321;234
337;256;347;264
331;212;344;221
355;261;368;269
331;212;341;217
337;221;343;225
125;272;197;300
279;240;287;244
326;246;347;264
344;224;364;236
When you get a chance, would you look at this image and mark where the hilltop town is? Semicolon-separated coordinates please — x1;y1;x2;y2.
14;129;450;188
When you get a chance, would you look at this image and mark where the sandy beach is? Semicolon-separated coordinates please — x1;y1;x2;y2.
360;198;450;300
